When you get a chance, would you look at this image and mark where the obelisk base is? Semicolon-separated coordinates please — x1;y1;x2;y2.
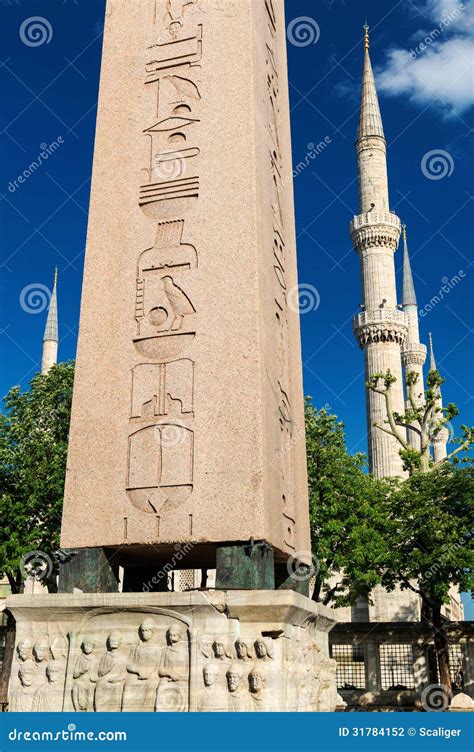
6;591;338;712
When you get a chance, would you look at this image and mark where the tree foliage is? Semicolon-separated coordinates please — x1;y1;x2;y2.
379;462;473;606
378;461;474;695
367;368;473;474
305;398;392;607
0;362;74;593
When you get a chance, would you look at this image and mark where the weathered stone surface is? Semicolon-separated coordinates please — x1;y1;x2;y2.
60;0;310;565
449;692;474;711
6;591;337;713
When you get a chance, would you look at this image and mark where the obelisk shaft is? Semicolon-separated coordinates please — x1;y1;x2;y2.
61;0;310;566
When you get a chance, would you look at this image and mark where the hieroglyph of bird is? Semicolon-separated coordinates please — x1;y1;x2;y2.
162;275;196;331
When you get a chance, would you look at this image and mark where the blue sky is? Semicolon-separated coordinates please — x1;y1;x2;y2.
0;2;472;610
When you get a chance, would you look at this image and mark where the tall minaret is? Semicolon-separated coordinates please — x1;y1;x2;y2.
351;25;407;478
41;268;58;374
401;225;426;449
428;333;449;462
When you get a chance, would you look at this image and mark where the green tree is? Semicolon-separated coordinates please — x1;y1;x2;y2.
367;368;473;475
367;367;474;698
305;399;391;607
0;361;74;701
379;463;473;698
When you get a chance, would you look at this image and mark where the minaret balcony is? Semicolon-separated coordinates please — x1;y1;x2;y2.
353;307;408;348
350;211;401;252
402;343;427;367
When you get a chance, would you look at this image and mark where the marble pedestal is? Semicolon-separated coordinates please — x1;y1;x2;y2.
6;590;337;712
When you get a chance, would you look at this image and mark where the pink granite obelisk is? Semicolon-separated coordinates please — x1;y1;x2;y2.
60;0;311;576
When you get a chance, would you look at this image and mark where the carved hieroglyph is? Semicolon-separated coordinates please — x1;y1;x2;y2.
7;591;338;713
61;0;310;558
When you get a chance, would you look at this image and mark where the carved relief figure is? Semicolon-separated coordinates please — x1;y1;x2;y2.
198;663;221;712
212;638;233;663
155;626;189;711
9;664;37;712
296;643;313;711
122;620;161;712
226;664;252;712
249;667;271;712
94;633;127;712
32;662;65;712
16;638;35;668
72;638;99;712
254;637;274;663
32;637;50;684
33;638;50;665
199;635;213;660
234;638;253;663
316;650;338;712
127;423;194;514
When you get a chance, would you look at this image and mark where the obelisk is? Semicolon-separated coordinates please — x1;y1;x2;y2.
60;0;311;581
6;0;338;713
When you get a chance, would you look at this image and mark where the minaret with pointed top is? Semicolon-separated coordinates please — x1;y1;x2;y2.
41;268;58;374
401;226;427;449
351;25;407;478
428;333;449;461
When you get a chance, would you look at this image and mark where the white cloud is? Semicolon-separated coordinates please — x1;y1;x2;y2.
376;0;474;116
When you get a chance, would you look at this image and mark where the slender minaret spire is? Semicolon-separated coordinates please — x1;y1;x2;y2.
428;332;436;371
401;226;426;449
41;268;59;374
351;26;407;478
428;332;449;461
